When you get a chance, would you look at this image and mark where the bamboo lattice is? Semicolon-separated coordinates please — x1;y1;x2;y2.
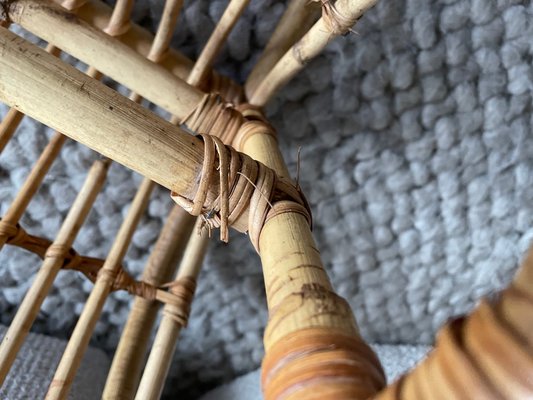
0;0;532;399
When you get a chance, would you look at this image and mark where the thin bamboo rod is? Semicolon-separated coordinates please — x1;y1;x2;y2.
0;159;110;385
147;0;183;63
245;0;320;99
102;1;187;395
0;27;214;208
102;0;133;36
248;0;378;107
135;220;209;400
0;43;60;155
187;0;250;87
103;206;195;399
9;0;203;120
132;2;253;393
45;179;155;400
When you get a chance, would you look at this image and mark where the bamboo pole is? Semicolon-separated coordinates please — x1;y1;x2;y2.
0;43;60;155
0;159;110;385
45;179;155;400
0;27;218;212
245;0;320;99
102;206;195;399
233;120;384;398
248;0;378;107
135;220;209;400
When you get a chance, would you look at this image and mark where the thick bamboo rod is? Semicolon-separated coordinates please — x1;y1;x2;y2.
0;43;60;155
187;0;250;86
234;121;384;398
8;0;203;120
0;26;208;205
0;159;110;385
46;179;155;400
103;206;195;399
245;0;320;99
249;0;378;107
135;221;209;400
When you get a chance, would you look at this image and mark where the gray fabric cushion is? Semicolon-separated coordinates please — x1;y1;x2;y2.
0;325;110;399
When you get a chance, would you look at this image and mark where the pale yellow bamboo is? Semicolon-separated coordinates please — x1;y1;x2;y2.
0;159;110;385
102;0;134;36
0;27;211;205
0;43;60;155
147;0;183;63
103;206;195;399
45;178;155;400
249;0;378;107
135;221;209;400
245;0;320;98
187;0;250;86
9;0;204;120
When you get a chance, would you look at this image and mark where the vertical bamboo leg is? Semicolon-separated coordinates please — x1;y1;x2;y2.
45;178;155;400
135;220;208;400
0;159;110;385
102;206;195;399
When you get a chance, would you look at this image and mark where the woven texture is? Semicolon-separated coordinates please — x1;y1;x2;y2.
0;324;109;399
1;0;532;398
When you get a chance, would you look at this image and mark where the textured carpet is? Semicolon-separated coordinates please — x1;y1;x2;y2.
1;0;532;398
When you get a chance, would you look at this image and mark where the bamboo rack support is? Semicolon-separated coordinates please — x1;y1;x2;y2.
8;0;204;121
245;0;320;99
45;178;155;399
103;206;195;399
249;0;378;107
0;158;110;385
235;128;384;398
135;220;209;400
0;27;233;220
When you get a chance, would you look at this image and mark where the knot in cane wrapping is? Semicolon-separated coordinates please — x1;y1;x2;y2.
312;0;359;36
0;219;22;243
46;244;82;270
161;277;197;327
181;93;244;144
171;134;311;252
97;268;157;300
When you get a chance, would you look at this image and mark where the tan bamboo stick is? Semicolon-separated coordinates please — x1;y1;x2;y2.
187;0;250;86
0;27;208;206
0;66;101;254
9;0;204;120
245;0;320;99
248;0;378;107
0;159;110;385
103;206;195;399
102;0;134;36
147;0;183;63
232;117;384;398
0;43;60;155
45;178;155;400
135;220;209;400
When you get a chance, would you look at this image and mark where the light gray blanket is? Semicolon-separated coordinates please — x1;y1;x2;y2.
0;0;532;398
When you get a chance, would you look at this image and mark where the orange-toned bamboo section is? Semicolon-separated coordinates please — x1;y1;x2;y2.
0;0;531;399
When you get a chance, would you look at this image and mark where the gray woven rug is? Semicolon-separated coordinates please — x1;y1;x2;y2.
1;0;532;398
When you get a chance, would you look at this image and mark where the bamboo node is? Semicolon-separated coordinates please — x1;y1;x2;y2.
312;0;359;36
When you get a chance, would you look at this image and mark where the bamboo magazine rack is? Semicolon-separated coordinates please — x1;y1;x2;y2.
0;0;532;399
